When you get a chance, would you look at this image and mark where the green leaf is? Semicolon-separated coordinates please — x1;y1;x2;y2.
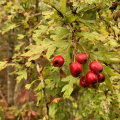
28;54;40;61
36;91;44;106
104;72;113;92
65;14;77;23
82;9;97;20
46;45;56;59
83;0;110;4
25;80;37;90
60;0;66;15
92;51;120;64
0;61;7;71
62;75;74;82
17;34;25;40
103;64;117;76
15;42;24;51
34;83;42;91
81;32;106;42
84;0;96;4
62;84;73;98
21;44;50;57
16;69;27;83
25;84;31;90
49;104;57;118
2;23;17;34
61;75;78;98
51;27;70;40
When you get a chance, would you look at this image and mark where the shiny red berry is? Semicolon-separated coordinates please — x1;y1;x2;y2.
90;61;103;74
52;55;64;67
98;73;105;83
70;62;82;77
76;53;88;64
80;76;89;88
86;71;98;84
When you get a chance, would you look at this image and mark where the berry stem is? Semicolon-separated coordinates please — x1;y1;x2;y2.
77;41;92;62
71;25;77;62
78;42;88;57
73;39;76;62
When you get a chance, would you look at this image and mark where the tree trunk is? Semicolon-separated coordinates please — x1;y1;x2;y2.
7;31;16;106
13;80;26;104
7;66;14;106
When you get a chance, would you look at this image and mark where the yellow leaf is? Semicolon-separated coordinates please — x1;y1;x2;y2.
51;97;62;103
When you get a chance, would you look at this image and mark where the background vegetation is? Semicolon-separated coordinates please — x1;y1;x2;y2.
0;0;120;119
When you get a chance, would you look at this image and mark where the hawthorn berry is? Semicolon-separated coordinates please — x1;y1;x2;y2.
80;76;89;88
98;73;105;83
70;62;82;77
86;71;98;84
52;55;64;67
90;61;103;74
76;53;88;64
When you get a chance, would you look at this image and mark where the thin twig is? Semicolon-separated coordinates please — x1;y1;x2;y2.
30;12;42;18
62;44;71;56
73;38;77;62
36;63;49;119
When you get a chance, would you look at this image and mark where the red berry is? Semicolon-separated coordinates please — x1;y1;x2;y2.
86;71;98;84
98;73;105;83
90;61;103;74
70;62;82;77
76;54;88;64
52;55;64;67
80;76;89;88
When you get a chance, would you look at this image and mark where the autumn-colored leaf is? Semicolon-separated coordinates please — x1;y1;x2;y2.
51;97;62;103
49;96;62;103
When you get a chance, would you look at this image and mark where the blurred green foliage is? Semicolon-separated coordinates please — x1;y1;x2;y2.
0;0;120;119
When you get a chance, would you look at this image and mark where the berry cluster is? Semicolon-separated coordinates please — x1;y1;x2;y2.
52;54;105;88
80;61;105;88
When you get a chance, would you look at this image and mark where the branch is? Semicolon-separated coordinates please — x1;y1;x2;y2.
35;0;40;21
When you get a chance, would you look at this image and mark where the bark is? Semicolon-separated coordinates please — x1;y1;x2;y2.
7;30;16;106
7;66;15;106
